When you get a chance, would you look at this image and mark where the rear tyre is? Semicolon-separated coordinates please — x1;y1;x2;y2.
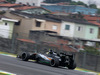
67;62;76;70
50;59;59;67
21;52;30;61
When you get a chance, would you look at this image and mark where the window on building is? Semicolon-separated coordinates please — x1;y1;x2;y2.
27;2;30;6
5;22;8;26
65;25;70;30
52;25;57;30
36;21;41;27
77;26;82;31
15;21;21;25
90;28;94;34
33;3;35;6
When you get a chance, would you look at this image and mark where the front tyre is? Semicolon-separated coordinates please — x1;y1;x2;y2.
21;52;30;61
50;59;59;67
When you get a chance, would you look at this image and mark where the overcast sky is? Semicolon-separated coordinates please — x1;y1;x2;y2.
73;0;100;8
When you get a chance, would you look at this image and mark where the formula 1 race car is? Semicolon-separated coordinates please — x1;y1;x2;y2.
17;51;76;70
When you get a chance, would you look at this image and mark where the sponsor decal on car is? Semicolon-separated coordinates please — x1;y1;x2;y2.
39;54;52;60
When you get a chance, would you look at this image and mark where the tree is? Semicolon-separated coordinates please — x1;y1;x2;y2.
97;8;100;14
77;1;85;5
81;46;100;55
89;4;97;9
6;0;16;3
70;1;77;5
44;0;72;3
70;1;88;7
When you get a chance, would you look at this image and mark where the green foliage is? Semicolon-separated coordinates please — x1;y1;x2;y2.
77;1;85;5
6;0;16;3
89;4;97;9
70;1;88;7
44;0;72;3
97;8;100;14
81;46;100;55
70;1;77;5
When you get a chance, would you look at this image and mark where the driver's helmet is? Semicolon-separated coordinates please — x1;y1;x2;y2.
49;49;53;54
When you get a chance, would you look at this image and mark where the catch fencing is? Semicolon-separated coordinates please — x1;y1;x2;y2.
75;52;100;72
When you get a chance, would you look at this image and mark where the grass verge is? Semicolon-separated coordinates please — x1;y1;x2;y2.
0;51;16;56
0;73;11;75
76;68;100;75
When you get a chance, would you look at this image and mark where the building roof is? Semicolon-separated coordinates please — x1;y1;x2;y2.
0;0;6;2
88;21;100;27
10;11;97;26
0;15;18;22
17;38;77;52
0;0;7;3
14;5;51;12
0;3;21;7
10;11;61;23
15;6;39;10
84;15;100;27
84;15;100;21
42;5;97;15
62;17;96;25
46;14;97;26
0;15;8;19
17;38;35;43
44;42;77;52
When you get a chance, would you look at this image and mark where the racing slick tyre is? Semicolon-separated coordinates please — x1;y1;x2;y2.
21;52;30;61
67;62;76;70
50;59;59;67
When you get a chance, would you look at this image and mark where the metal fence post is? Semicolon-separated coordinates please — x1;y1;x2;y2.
82;52;87;68
95;56;99;71
11;33;18;54
11;33;15;53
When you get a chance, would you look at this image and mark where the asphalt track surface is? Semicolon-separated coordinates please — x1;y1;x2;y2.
0;55;89;75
